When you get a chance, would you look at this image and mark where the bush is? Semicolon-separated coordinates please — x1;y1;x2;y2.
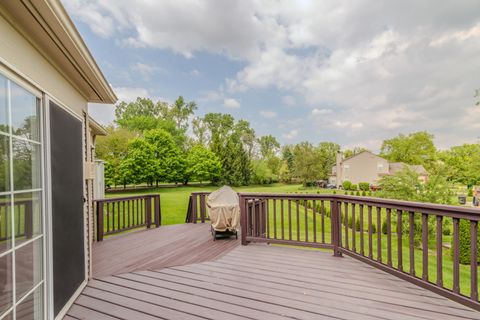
350;184;358;191
333;190;336;194
368;191;372;196
361;191;366;196
442;218;452;235
350;191;355;196
468;189;474;197
355;218;361;231
382;220;388;235
356;191;360;196
452;219;480;265
371;223;377;234
342;180;352;190
359;182;370;191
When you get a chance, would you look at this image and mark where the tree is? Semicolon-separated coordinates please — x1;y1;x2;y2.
317;142;340;180
380;131;436;167
258;135;280;159
185;144;221;183
95;126;136;188
292;142;322;186
114;96;196;149
438;144;480;187
251;160;276;184
144;129;185;184
120;137;156;186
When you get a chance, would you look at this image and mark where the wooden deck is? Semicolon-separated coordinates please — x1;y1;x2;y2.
92;223;239;277
66;224;480;320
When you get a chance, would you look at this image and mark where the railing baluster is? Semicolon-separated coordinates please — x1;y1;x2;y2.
321;200;325;244
281;199;285;240
288;199;292;240
123;200;126;230
352;203;356;253
313;200;317;243
106;202;110;233
421;213;429;282
453;217;460;294
296;200;300;241
344;202;349;250
273;199;277;239
436;215;443;286
200;194;206;223
377;207;382;263
387;208;392;267
359;204;364;256
304;200;308;242
409;211;415;276
338;201;342;247
471;220;478;301
265;199;269;238
397;210;403;272
368;205;373;259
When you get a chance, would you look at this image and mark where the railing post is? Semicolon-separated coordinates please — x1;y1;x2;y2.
191;194;197;224
331;198;342;257
24;201;33;239
240;194;248;246
200;194;206;223
154;195;161;228
145;196;152;229
96;201;104;241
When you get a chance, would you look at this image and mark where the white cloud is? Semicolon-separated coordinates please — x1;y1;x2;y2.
283;129;298;140
282;95;296;106
190;69;200;76
130;62;165;80
259;110;277;119
223;98;240;109
312;108;333;116
115;86;150;102
65;0;480;147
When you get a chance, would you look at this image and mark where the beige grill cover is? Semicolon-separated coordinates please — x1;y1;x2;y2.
207;186;240;232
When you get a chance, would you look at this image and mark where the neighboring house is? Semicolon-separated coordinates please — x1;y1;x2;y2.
0;1;116;320
329;151;428;187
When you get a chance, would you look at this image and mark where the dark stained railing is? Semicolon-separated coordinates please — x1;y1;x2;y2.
95;194;161;241
186;192;211;223
239;193;480;311
0;200;34;241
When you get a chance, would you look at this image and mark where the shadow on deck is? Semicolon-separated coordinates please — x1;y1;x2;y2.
66;223;480;320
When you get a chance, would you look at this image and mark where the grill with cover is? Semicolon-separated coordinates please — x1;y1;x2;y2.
207;186;240;240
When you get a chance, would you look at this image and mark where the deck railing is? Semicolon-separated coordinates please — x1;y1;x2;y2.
239;193;480;311
0;200;34;241
95;194;161;241
186;192;211;223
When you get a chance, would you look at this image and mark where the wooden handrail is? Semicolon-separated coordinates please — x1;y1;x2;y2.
239;192;480;311
95;194;161;241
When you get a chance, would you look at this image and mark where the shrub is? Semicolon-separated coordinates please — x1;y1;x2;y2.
350;184;358;191
359;182;370;191
371;223;377;234
468;188;473;197
356;191;360;196
361;191;366;196
342;180;352;190
382;220;388;235
368;191;372;196
333;190;336;194
355;218;361;231
442;218;452;236
350;191;355;196
452;219;480;265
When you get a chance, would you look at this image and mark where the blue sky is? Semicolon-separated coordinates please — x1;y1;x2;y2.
64;0;480;151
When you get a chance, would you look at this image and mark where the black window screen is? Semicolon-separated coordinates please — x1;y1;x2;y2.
49;102;85;316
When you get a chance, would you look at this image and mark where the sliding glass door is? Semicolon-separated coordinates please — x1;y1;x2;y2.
0;73;45;319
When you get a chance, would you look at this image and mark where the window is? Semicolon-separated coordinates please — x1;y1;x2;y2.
0;73;44;320
343;164;350;170
377;163;384;171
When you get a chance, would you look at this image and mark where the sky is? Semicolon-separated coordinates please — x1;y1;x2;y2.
63;0;480;151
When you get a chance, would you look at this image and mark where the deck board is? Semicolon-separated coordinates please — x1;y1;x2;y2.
67;223;480;320
92;223;239;277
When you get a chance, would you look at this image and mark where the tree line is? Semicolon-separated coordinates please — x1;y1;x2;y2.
96;97;480;190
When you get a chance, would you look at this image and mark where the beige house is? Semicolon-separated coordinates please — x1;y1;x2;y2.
329;151;428;187
0;1;116;319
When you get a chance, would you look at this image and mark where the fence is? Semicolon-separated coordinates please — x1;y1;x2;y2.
95;194;161;241
239;193;480;311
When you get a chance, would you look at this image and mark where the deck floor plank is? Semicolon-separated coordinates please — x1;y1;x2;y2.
65;223;480;320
